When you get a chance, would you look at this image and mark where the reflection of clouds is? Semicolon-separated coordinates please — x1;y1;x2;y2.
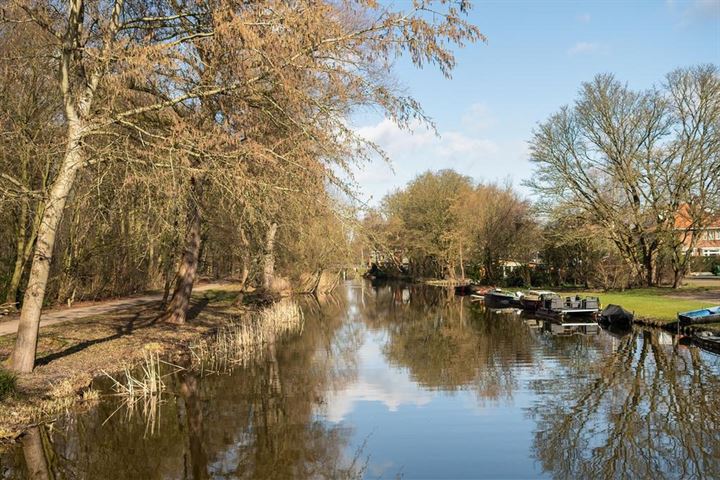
322;334;432;422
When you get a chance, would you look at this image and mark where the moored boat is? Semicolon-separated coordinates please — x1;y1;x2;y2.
455;284;494;296
692;330;720;354
599;304;634;329
678;306;720;325
484;289;521;308
519;290;556;312
536;294;600;321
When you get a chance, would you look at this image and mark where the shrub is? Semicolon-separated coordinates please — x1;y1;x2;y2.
0;368;16;400
690;256;720;274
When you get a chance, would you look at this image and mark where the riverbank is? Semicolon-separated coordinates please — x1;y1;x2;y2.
563;287;719;334
420;278;719;332
0;286;256;441
567;287;718;321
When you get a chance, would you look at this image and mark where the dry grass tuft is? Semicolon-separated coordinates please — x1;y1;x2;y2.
101;350;183;435
104;350;165;399
81;388;100;402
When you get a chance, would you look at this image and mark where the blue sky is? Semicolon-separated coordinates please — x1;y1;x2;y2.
352;0;720;205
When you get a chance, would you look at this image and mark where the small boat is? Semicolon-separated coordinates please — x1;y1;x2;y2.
678;306;720;325
455;284;494;296
692;330;720;354
536;294;600;321
488;307;523;315
484;289;521;308
599;304;634;328
519;290;556;312
472;286;494;296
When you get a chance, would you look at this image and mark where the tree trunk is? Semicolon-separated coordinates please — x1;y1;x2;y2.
672;268;684;289
643;251;656;287
160;270;174;310
239;257;250;290
238;228;250;290
262;222;278;290
164;177;203;324
7;125;84;373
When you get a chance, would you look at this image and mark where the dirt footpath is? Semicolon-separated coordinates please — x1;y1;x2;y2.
0;282;236;336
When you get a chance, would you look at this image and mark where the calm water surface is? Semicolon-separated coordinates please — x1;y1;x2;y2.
2;281;720;479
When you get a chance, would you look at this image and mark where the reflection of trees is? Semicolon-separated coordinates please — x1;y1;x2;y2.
1;290;363;479
356;282;536;403
7;283;717;479
530;329;720;479
230;301;362;479
178;372;208;480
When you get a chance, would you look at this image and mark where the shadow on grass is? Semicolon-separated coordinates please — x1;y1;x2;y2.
34;298;213;367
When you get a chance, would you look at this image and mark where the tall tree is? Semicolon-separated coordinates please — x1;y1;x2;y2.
528;65;720;287
4;0;482;372
383;170;473;278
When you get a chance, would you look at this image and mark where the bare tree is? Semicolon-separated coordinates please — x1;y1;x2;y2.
3;0;482;372
528;65;720;287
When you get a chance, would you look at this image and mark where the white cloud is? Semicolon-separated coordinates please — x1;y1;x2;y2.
348;98;539;205
567;41;601;55
577;13;591;23
352;117;501;203
355;118;435;155
461;102;495;131
668;0;720;26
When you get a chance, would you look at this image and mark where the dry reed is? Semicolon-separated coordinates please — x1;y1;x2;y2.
100;300;303;432
190;299;304;373
102;350;182;434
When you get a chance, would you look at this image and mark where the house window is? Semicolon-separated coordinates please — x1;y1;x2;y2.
701;230;719;241
702;248;720;256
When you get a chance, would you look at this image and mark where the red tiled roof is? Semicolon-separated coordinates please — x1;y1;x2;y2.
675;203;720;229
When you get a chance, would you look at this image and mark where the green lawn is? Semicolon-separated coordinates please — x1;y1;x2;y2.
566;288;719;322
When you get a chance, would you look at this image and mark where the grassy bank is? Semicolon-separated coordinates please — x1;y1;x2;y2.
0;286;294;441
567;287;719;323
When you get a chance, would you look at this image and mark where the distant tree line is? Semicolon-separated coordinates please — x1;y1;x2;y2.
362;170;538;284
364;64;719;290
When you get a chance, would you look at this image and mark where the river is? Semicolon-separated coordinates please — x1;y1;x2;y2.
2;281;719;479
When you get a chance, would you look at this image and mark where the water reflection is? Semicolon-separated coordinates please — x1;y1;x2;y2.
371;284;538;405
1;281;719;479
529;329;720;480
1;292;362;479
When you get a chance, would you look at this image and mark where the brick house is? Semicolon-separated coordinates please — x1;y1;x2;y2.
675;204;720;257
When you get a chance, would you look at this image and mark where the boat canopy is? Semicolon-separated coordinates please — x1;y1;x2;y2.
600;304;634;323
